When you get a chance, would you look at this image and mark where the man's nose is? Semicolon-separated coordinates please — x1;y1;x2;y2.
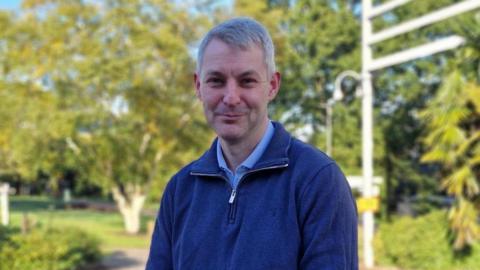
222;80;241;106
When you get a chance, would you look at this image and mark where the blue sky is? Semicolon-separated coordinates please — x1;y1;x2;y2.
0;0;21;10
0;0;232;11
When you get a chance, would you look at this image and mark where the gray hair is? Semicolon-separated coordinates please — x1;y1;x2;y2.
196;17;276;77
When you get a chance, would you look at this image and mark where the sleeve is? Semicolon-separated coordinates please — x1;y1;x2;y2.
298;163;358;270
146;180;175;270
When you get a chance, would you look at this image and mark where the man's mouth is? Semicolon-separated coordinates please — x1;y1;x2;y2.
219;114;243;120
216;113;245;122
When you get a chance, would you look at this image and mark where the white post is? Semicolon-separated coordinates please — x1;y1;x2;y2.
361;0;375;268
369;0;480;44
1;183;9;226
369;35;466;71
357;0;479;268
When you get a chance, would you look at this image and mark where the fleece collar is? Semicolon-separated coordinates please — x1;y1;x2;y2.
190;121;291;175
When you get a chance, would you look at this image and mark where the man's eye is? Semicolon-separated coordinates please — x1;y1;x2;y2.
240;78;258;88
206;78;224;87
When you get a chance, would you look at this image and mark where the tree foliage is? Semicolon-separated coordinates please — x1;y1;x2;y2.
368;0;480;248
368;0;480;219
273;0;370;176
0;0;212;234
420;39;480;248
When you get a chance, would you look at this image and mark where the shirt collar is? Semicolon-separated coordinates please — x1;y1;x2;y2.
217;121;275;173
190;121;290;174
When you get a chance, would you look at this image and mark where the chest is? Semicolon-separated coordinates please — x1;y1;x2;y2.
171;173;301;269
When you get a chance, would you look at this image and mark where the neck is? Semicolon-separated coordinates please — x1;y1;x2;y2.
219;120;269;171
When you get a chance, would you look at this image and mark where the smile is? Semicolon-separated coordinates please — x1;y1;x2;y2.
219;114;243;119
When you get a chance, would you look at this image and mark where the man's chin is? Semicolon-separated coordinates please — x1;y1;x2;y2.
217;132;243;143
215;126;245;143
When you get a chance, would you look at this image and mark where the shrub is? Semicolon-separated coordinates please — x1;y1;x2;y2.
0;226;16;251
0;227;101;270
375;210;480;270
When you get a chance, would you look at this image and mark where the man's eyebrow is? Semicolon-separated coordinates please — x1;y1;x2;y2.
203;70;263;79
238;70;261;78
204;71;225;78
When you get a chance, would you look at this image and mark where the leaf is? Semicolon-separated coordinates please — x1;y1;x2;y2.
448;199;480;249
466;83;480;113
421;148;449;163
456;130;480;157
442;165;479;197
440;126;466;146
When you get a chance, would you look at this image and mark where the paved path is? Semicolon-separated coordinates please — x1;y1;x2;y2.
101;248;149;270
99;249;401;270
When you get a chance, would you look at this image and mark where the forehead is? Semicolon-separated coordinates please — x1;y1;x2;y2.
199;39;266;77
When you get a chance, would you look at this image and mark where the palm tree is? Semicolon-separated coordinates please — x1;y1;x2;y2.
420;67;480;249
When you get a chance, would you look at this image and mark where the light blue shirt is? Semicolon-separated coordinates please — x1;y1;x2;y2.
216;121;275;189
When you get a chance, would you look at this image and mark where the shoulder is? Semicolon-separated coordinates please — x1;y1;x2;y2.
164;159;198;191
163;147;216;193
288;137;335;171
286;137;349;195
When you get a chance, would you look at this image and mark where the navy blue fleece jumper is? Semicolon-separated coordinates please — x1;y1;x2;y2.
146;122;358;269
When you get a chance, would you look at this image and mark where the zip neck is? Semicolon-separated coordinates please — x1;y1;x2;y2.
191;162;288;224
190;162;288;204
189;122;292;176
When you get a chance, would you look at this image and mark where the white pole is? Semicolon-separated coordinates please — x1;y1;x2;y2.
362;0;375;268
369;35;466;71
369;0;480;44
357;0;479;269
369;0;412;18
1;183;9;226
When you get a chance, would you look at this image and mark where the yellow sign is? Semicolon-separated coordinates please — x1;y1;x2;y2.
356;197;380;213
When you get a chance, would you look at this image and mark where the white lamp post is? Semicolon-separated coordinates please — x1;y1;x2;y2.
327;71;362;157
333;70;373;268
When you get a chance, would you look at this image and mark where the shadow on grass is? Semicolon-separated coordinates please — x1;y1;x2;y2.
10;196;64;212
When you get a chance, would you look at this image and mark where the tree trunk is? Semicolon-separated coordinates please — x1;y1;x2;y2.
112;184;146;234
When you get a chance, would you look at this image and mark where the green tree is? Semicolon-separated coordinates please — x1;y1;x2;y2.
0;7;76;189
273;0;477;223
367;0;478;216
273;0;373;176
420;42;480;248
366;0;480;247
0;0;212;234
57;0;210;234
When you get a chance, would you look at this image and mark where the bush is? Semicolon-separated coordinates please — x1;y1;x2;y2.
0;227;101;270
375;210;480;270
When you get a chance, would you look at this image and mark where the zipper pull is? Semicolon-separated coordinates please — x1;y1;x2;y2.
228;189;237;204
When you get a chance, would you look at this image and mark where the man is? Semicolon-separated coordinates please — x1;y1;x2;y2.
146;17;358;270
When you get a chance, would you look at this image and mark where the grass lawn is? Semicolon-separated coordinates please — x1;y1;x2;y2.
9;196;156;251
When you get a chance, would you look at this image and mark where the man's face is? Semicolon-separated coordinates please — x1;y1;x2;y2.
194;39;280;144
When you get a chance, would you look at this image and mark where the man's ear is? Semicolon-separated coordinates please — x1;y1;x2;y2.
268;71;281;101
194;73;201;99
